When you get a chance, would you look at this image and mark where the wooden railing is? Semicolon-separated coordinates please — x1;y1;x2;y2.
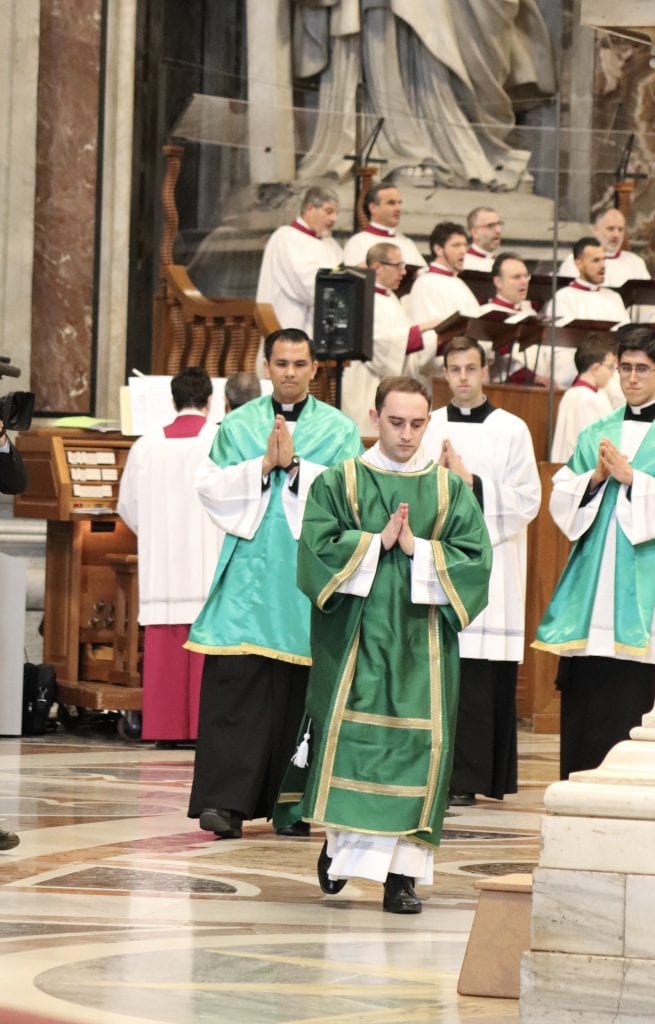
151;144;336;402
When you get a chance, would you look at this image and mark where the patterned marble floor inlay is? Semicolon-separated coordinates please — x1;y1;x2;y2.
0;725;559;1023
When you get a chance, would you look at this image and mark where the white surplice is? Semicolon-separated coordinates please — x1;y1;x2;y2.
423;405;541;662
551;384;614;463
407;264;480;324
343;226;427;268
255;221;343;335
117;421;222;625
341;289;437;434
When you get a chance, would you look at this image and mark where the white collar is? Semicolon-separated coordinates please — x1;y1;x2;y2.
362;443;430;472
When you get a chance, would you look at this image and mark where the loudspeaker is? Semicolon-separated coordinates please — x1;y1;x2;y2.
313;267;375;361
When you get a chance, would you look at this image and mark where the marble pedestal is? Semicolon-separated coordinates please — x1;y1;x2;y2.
520;716;655;1022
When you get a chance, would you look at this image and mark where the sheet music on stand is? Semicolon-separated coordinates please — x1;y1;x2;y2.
120;376;273;435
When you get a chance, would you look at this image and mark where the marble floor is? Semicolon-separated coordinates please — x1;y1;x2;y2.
0;723;559;1024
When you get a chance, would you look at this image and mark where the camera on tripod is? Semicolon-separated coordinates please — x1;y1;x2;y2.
0;356;35;431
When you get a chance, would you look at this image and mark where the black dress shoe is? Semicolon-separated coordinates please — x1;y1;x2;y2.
317;840;347;894
383;873;422;914
275;820;310;837
198;808;243;839
0;828;19;851
449;792;476;806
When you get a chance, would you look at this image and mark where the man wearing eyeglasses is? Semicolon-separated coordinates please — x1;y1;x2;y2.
341;242;442;434
534;323;655;780
463;207;504;272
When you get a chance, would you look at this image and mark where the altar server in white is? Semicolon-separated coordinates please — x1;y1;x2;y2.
423;338;541;805
117;368;238;743
407;221;480;324
341;243;440;434
343;183;426;269
256;185;343;335
551;334;617;463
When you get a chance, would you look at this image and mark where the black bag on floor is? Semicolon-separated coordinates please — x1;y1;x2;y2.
22;663;56;735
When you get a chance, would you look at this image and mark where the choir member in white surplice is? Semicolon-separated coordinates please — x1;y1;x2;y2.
407;221;479;325
256;186;343;336
530;237;629;389
341;242;440;434
462;207;503;272
343;184;426;269
423;338;541;805
558;209;650;288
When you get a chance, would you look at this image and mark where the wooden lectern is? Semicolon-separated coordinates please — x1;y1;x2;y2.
15;429;141;714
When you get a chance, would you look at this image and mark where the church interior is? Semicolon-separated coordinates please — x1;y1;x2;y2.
3;1;655;1021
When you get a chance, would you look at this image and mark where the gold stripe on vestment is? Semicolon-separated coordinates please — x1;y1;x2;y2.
341;709;431;730
420;605;443;831
530;639;587;655
276;792;304;804
316;532;375;610
331;777;427;798
432;539;469;629
533;638;650;658
344;458;361;527
615;641;651;656
314;630;361;820
182;641;311;666
310;818;433;838
431;464;449;539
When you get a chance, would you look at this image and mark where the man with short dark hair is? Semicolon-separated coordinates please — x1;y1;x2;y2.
535;324;655;779
538;238;628;389
275;375;491;913
343;183;426;268
407;221;480;323
551;335;617;462
475;252;535;380
186;329;361;839
118;366;224;745
423;338;540;806
256;186;343;334
463;207;503;271
341;242;441;433
559;208;650;288
546;236;629;326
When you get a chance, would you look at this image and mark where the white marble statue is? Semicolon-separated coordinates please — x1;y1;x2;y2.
292;0;557;189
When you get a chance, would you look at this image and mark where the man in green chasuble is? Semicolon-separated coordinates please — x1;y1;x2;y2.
274;377;492;913
186;329;361;840
534;324;655;779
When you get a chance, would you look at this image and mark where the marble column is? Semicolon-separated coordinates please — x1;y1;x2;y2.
520;717;655;1021
246;0;295;183
31;0;102;414
0;1;40;386
95;0;138;421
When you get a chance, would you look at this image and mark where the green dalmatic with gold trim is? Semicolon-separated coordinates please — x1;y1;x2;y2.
274;457;491;850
